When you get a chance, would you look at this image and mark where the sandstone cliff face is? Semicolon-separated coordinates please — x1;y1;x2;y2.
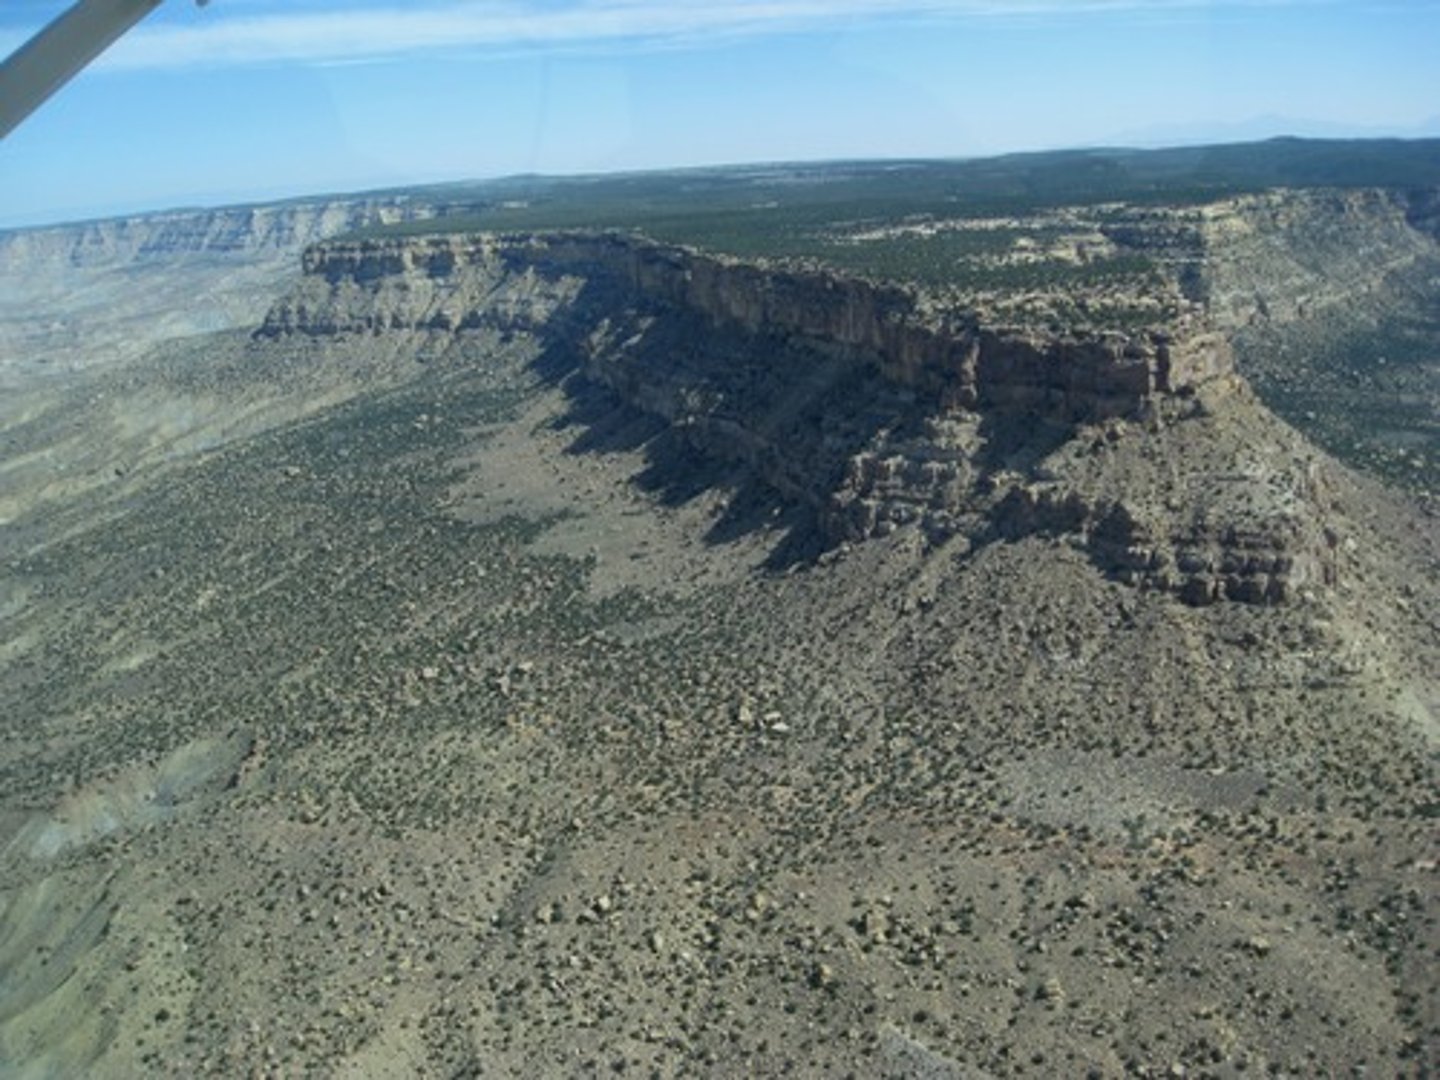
262;231;1340;604
259;236;587;339
0;198;447;377
0;197;436;272
1139;187;1440;499
268;233;1234;411
1101;187;1440;330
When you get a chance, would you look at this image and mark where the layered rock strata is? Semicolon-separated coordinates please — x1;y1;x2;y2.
261;231;1338;604
0;197;438;271
265;232;1231;413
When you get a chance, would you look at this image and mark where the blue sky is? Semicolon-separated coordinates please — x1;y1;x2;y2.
2;0;1438;227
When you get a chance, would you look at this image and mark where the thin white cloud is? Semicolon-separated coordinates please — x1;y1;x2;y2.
74;0;1320;71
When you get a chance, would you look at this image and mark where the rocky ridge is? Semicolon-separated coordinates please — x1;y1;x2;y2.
262;231;1336;604
0;196;439;271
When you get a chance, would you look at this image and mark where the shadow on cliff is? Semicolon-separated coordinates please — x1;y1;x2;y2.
523;281;1077;574
529;327;829;571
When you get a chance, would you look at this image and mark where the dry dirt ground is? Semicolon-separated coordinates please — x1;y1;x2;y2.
1;317;1437;1077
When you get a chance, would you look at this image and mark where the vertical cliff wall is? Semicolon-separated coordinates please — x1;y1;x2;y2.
258;231;1340;605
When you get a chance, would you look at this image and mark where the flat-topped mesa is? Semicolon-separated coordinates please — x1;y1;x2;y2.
558;232;1238;416
261;231;1334;606
263;231;1235;423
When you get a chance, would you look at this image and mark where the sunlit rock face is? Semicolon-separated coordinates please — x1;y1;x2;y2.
263;231;1342;604
0;199;437;270
0;198;443;376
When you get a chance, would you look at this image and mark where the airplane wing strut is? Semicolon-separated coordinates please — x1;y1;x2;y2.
0;0;205;140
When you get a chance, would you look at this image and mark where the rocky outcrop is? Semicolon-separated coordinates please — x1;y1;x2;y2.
258;236;587;339
261;230;1337;605
988;479;1334;606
